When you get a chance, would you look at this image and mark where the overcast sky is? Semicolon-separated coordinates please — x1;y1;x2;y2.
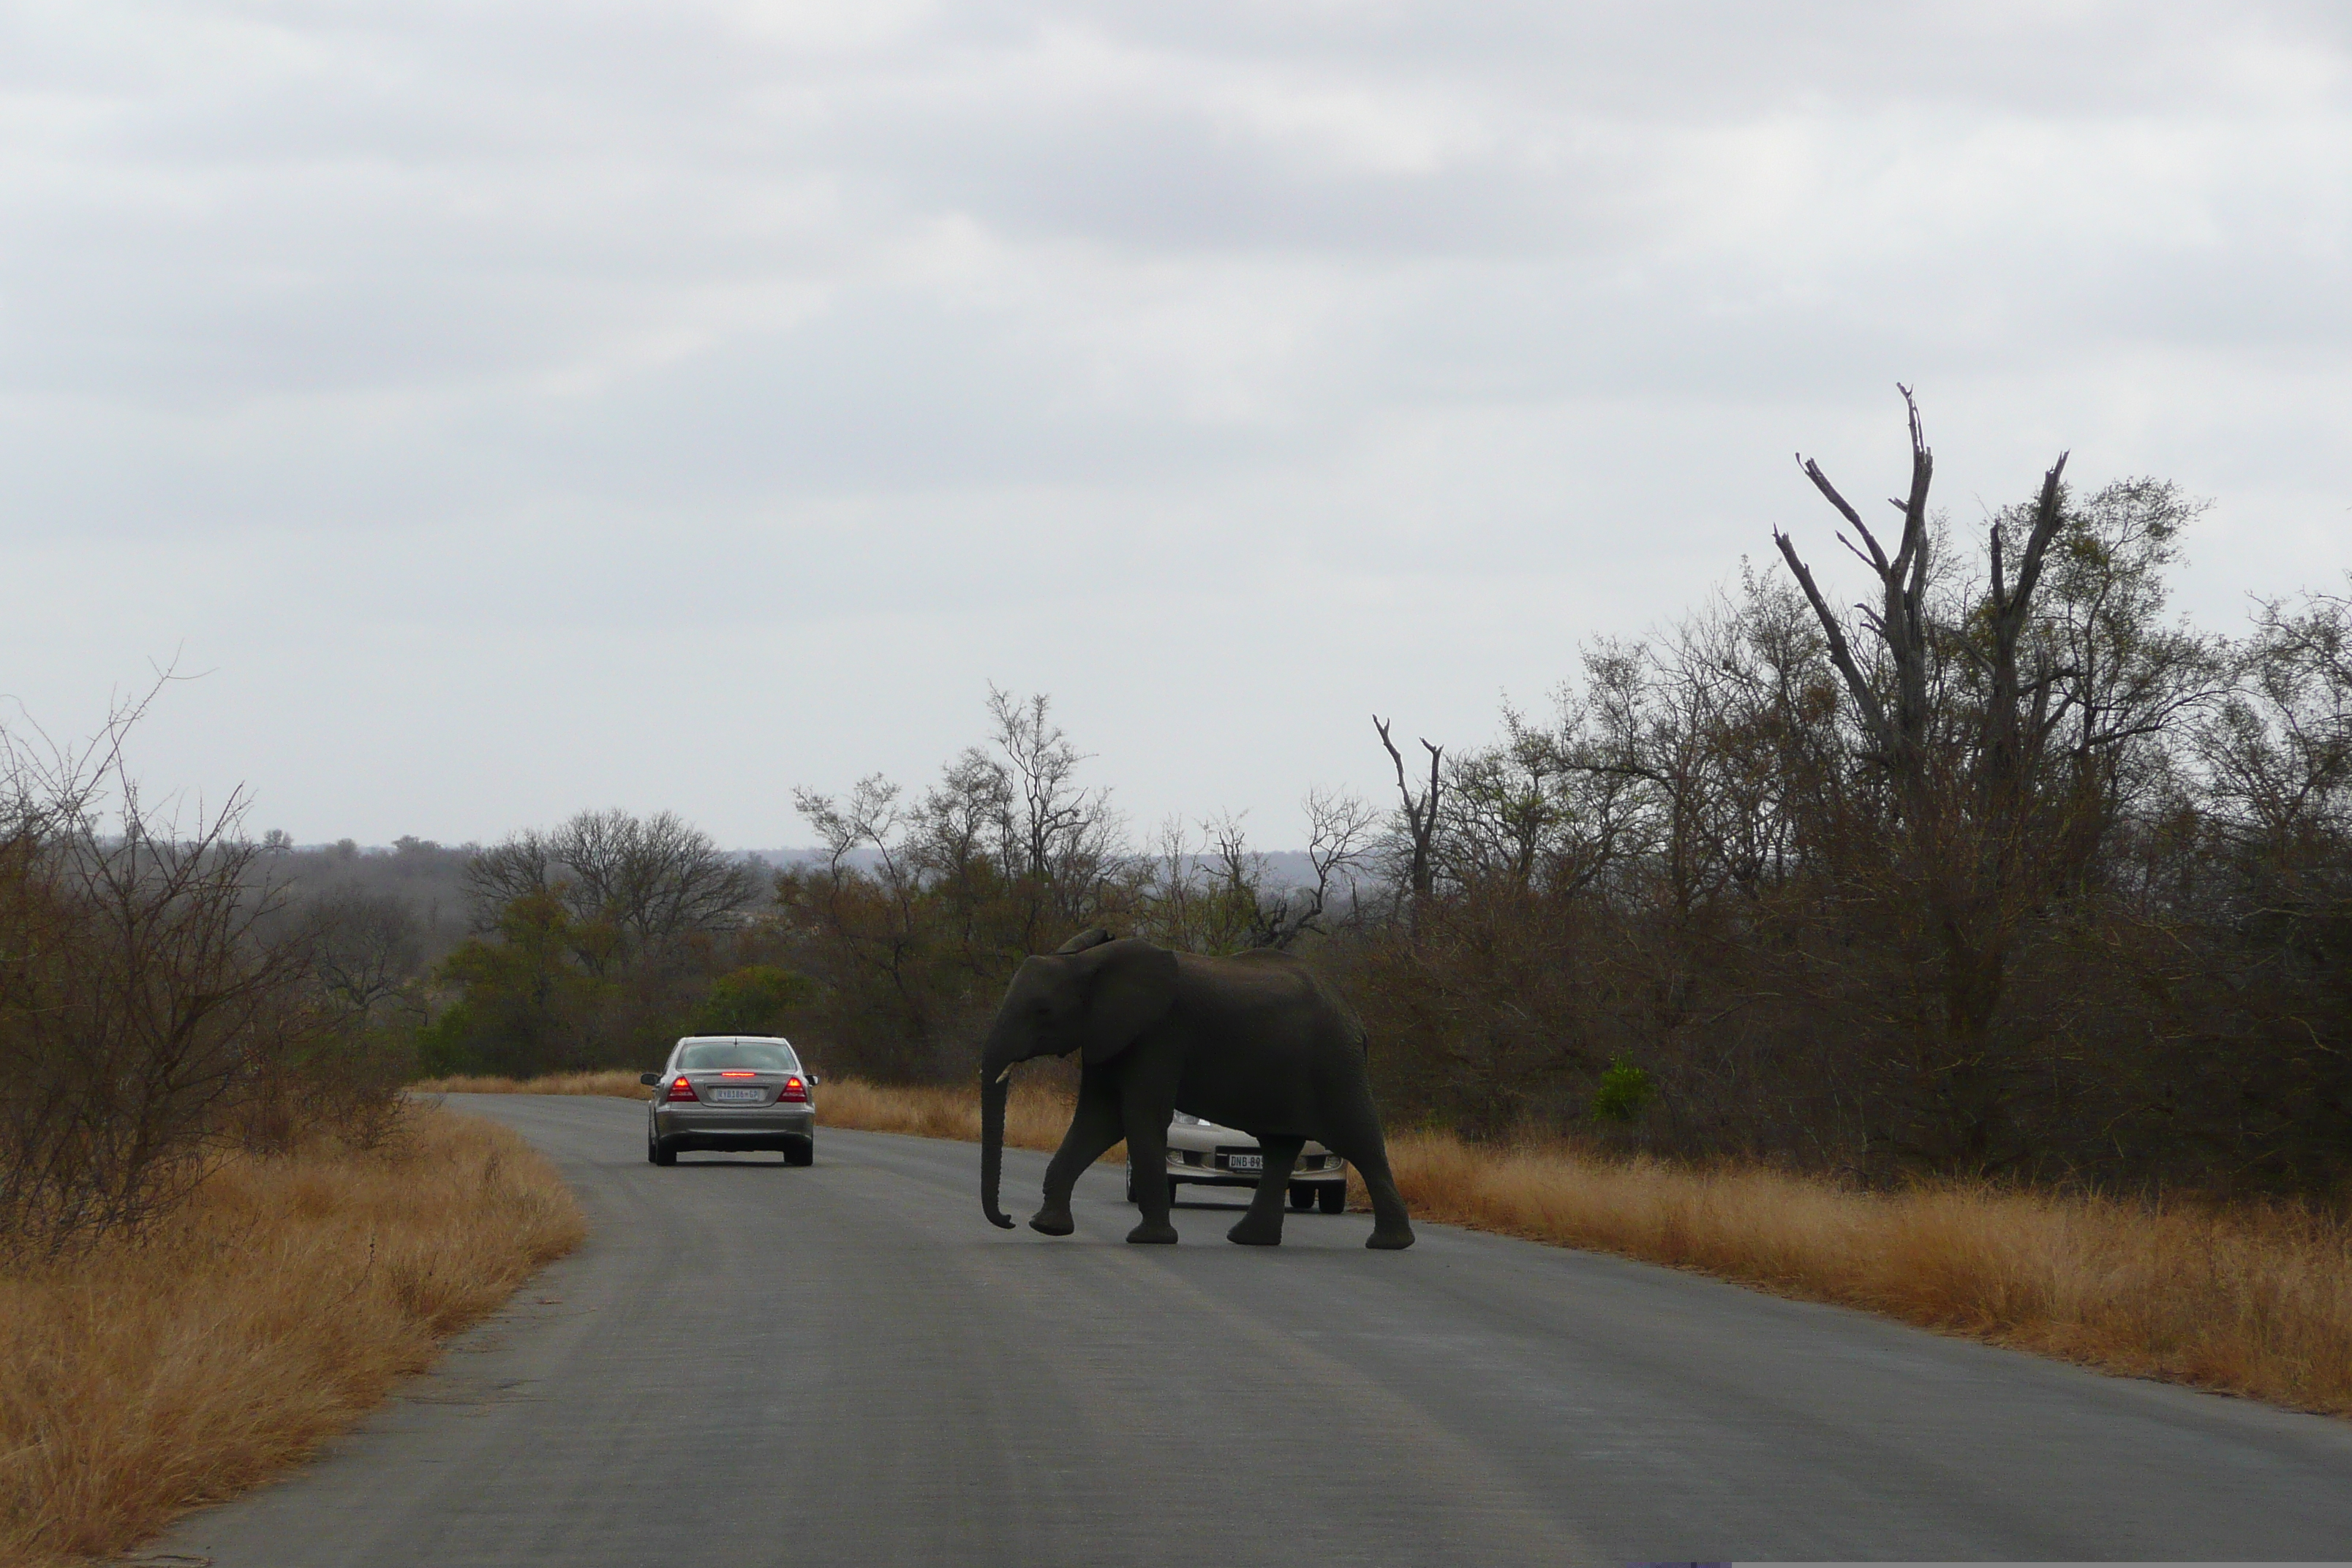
4;1;2347;849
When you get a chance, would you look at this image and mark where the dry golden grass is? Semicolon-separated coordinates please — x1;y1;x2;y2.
410;1071;2352;1416
0;1107;584;1567
807;1076;1093;1154
1384;1131;2352;1417
412;1068;649;1098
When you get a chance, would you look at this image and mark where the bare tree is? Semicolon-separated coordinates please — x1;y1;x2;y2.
1771;387;2093;1164
1439;710;1569;892
1257;787;1379;947
462;830;555;930
464;809;756;974
554;808;756;954
0;690;350;1250
308;889;425;1022
1375;715;1443;934
986;686;1120;942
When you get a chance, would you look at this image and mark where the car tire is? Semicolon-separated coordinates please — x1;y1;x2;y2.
1288;1182;1315;1210
1318;1183;1346;1214
651;1135;678;1166
784;1137;815;1167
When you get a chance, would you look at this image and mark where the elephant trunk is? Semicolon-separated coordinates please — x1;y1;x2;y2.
979;1067;1014;1229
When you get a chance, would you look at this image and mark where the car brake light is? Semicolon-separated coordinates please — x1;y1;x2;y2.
719;1070;756;1078
778;1076;808;1102
666;1076;698;1102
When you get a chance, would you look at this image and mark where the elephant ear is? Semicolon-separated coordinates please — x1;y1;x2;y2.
1074;939;1177;1065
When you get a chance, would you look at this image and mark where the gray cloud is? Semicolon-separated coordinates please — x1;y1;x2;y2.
2;0;2347;845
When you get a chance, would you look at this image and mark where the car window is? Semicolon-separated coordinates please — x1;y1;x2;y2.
675;1040;800;1072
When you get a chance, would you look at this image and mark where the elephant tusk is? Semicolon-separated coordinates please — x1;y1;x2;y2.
995;1066;1011;1085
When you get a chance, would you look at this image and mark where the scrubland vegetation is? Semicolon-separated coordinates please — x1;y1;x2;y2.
0;1108;581;1565
0;702;581;1565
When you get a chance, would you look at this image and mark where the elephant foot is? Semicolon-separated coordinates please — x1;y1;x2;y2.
1226;1215;1285;1247
1365;1224;1416;1251
1028;1207;1075;1237
1126;1220;1178;1244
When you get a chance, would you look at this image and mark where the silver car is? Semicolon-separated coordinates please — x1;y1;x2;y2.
640;1035;816;1166
1128;1112;1350;1213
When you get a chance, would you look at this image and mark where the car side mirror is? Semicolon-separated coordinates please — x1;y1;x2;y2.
639;1071;661;1088
807;1072;821;1087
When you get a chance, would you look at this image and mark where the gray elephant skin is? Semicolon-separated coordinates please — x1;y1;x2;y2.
978;931;1414;1249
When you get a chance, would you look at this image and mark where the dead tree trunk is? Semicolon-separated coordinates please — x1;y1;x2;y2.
1376;716;1442;938
1773;386;2069;1169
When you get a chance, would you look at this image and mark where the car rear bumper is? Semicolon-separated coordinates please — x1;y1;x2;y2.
1168;1171;1345;1190
1166;1161;1346;1188
653;1104;815;1143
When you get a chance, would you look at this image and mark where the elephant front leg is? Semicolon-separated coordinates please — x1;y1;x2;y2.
1119;1079;1180;1244
1031;1073;1123;1237
1226;1135;1304;1246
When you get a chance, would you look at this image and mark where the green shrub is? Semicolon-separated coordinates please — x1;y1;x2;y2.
1591;1058;1654;1123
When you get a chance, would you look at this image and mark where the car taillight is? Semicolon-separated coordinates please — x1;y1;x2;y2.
666;1076;698;1102
719;1070;755;1078
778;1076;808;1102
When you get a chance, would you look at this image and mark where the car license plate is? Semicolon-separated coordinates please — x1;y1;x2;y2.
707;1087;764;1103
1226;1153;1262;1172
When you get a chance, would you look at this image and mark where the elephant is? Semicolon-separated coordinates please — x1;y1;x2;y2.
978;930;1414;1249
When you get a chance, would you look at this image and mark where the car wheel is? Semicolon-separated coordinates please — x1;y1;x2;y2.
1318;1183;1346;1214
1287;1182;1315;1210
784;1137;815;1167
651;1136;678;1167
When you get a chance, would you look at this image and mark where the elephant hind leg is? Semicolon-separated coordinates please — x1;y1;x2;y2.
1321;1117;1415;1251
1227;1135;1304;1246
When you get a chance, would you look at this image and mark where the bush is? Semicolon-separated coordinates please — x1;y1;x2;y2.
1590;1059;1654;1123
0;696;399;1254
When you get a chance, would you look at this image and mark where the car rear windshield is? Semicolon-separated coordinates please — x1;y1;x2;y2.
676;1041;800;1072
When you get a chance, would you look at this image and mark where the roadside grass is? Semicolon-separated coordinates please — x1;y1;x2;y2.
415;1069;649;1099
1382;1132;2352;1419
412;1071;2352;1417
0;1107;584;1567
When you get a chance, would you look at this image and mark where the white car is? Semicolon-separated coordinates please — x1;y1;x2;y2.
1127;1112;1350;1214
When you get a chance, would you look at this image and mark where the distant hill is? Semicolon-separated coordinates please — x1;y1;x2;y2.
742;848;1326;888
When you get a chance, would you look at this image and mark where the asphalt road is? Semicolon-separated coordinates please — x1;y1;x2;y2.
150;1094;2352;1565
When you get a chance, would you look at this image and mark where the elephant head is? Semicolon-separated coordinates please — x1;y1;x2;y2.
979;935;1178;1229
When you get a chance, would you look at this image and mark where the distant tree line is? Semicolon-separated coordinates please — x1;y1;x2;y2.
414;809;807;1077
